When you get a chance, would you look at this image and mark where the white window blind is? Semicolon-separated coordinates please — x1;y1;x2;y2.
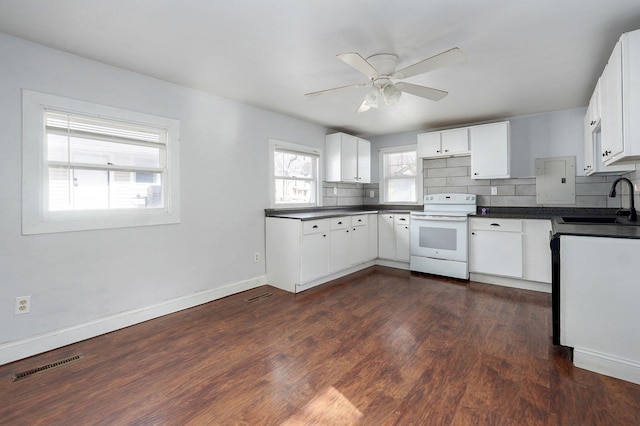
22;90;181;234
45;110;168;211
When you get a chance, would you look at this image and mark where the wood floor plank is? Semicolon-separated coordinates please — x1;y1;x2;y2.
2;266;640;425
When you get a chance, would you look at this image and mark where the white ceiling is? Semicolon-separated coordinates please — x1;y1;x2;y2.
1;0;640;137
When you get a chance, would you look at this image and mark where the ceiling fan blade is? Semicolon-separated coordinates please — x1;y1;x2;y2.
304;83;369;97
337;53;379;79
393;47;465;79
396;82;448;101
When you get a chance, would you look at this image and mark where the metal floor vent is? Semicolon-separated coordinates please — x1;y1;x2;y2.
11;354;83;382
244;292;273;303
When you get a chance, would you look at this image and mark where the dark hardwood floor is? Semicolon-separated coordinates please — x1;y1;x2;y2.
2;266;639;425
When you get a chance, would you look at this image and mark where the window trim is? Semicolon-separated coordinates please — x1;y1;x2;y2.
268;139;322;208
378;144;423;205
22;90;181;234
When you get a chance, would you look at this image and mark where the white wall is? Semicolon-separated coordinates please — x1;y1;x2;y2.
369;107;587;180
0;34;328;364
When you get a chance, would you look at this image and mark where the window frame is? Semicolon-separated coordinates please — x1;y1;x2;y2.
22;90;181;234
379;144;423;205
268;139;322;208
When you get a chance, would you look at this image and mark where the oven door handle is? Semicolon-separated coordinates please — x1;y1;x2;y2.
410;215;467;222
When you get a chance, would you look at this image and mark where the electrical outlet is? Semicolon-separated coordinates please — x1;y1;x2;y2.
369;190;375;198
15;296;31;315
254;252;260;263
333;187;338;195
491;186;498;195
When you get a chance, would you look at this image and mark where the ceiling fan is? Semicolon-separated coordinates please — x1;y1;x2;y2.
305;47;465;112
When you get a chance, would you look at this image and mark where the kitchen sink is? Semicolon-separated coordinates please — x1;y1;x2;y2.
559;216;619;224
558;216;640;225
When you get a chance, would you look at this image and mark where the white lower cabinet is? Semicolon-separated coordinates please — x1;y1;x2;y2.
378;213;410;262
560;235;640;384
300;220;330;283
329;217;350;273
349;215;370;265
522;219;552;283
395;215;411;262
469;218;523;278
266;214;377;293
469;217;551;291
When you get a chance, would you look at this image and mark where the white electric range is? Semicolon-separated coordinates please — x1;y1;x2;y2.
409;193;477;279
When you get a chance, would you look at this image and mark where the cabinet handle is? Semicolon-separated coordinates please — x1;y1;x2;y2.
357;219;362;222
444;149;449;152
436;150;441;153
474;172;479;175
337;221;342;224
471;232;475;235
312;225;318;229
399;218;406;221
323;234;326;237
490;223;501;227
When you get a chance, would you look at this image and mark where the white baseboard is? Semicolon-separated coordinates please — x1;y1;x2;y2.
470;273;551;293
375;259;409;270
573;347;640;385
0;275;267;366
296;261;377;293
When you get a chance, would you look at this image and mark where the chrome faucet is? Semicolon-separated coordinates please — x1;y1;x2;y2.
609;177;637;222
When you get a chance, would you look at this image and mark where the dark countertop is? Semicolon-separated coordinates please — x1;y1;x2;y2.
265;205;640;238
473;206;620;220
265;205;421;220
551;217;640;239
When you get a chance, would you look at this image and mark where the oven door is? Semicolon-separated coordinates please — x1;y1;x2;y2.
410;213;468;262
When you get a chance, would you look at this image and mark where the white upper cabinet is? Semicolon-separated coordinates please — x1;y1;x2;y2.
583;77;634;175
601;29;640;165
417;128;469;158
325;132;371;183
470;121;511;179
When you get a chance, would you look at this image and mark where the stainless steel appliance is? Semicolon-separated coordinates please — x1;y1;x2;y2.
410;193;477;279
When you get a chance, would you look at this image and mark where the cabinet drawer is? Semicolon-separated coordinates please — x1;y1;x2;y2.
302;219;329;234
470;218;522;232
351;215;368;227
394;214;410;225
330;217;350;230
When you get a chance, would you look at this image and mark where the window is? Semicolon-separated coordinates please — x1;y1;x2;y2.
269;140;321;208
379;145;423;204
22;90;180;234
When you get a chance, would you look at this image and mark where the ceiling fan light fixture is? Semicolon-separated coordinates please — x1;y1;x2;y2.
382;83;402;106
363;87;380;109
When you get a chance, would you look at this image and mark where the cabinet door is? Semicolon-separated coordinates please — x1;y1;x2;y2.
601;42;624;163
470;122;510;179
417;132;442;157
367;214;378;261
469;229;523;277
341;134;359;182
301;232;329;283
522;220;552;283
329;217;350;273
350;224;369;265
378;214;396;259
395;221;410;262
583;107;595;175
357;138;371;183
441;128;469;155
